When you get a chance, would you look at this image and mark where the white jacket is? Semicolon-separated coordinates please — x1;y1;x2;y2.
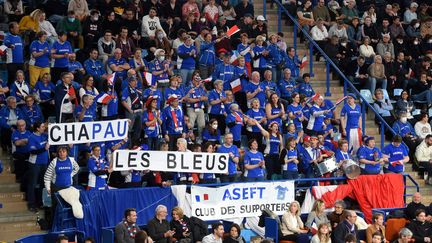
311;25;328;41
415;140;432;162
141;15;165;38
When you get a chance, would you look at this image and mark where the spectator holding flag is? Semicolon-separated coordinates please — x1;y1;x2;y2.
143;96;162;150
54;72;77;123
97;75;118;120
121;76;143;147
87;144;111;190
226;104;247;147
184;71;207;142
237;33;253;75
382;135;409;174
340;93;362;155
162;94;188;150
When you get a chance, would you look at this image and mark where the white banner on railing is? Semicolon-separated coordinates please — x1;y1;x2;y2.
112;150;229;173
48;119;129;145
191;181;295;220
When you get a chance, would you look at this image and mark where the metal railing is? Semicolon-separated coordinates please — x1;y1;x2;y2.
264;0;400;148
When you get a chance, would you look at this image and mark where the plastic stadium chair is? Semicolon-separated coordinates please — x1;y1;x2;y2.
385;218;407;242
360;89;374;104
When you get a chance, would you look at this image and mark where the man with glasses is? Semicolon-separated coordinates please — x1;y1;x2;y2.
54;72;77;122
332;210;360;243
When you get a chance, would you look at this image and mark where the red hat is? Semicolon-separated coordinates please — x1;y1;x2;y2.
166;94;179;105
303;136;311;143
145;96;156;108
218;48;228;55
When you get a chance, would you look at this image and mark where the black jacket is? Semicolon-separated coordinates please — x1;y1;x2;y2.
189;216;208;242
407;220;432;243
170;216;192;241
147;217;170;243
332;220;359;243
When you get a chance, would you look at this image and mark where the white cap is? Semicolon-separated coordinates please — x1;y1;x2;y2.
410;2;418;8
256;15;266;21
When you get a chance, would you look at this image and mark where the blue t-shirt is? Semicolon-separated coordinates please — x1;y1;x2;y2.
358;146;382;173
307;105;325;131
28;133;49;165
55;157;74;187
33;81;55;102
284;148;298;172
202;128;221;144
12;130;31;153
142;110;160;138
267;134;281;155
382;143;408;173
178;44;196;69
4;33;24;64
217;144;240;175
244;150;265;178
246;108;266;133
208;90;226;115
108;57;128;79
30;40;51;67
340;104;361;129
244;82;266;108
52;40;73;68
298;82;315;98
226;111;244;141
75;105;96;122
287;103;303;130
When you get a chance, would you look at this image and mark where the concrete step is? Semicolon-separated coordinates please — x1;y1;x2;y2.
0;173;16;184
0;201;28;213
0;220;41;233
0;211;39;224
0;230;46;243
0;191;25;203
0;183;21;193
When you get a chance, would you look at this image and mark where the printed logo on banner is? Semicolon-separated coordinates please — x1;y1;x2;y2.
191;181;295;220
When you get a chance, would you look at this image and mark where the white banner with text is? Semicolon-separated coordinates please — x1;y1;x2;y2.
191;181;295;220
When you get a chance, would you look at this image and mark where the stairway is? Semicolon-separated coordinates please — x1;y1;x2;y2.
253;0;432;205
0;151;45;243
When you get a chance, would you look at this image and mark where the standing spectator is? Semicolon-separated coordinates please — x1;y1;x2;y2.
4;0;24;22
184;71;207;142
203;223;224;243
29;31;51;88
251;35;269;77
382;135;410;174
285;47;301;80
243;138;265;181
4;22;24;86
115;208;139;243
234;0;253;20
10;119;29;182
51;32;73;83
84;49;107;91
361;16;379;45
108;48;130;79
162;95;187;150
54;72;76;123
68;0;89;22
87;144;110;190
116;27;135;61
68;53;86;83
198;33;216;78
150;49;173;89
280;137;300;179
177;36;197;87
38;11;58;44
147;205;174;243
27;121;49;212
97;30;116;65
18;9;41;36
141;8;166;44
204;0;219;27
76;94;96;123
226;104;246;147
245;72;266;108
121;77;143;146
213;51;235;88
143;96;162;150
82;10;103;50
208;80;227;134
217;133;240;182
306;96;328;136
154;29;173;58
9;70;30;107
97;77;118;121
33;73;55;119
313;0;331;26
56;11;83;49
298;73;315;98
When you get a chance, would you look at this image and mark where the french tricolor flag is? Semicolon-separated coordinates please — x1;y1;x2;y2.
227;25;240;38
230;78;241;93
299;55;308;69
97;93;111;104
195;193;209;202
144;71;155;86
107;73;116;86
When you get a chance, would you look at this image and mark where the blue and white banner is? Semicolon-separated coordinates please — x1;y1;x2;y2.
191;181;295;220
48;119;129;145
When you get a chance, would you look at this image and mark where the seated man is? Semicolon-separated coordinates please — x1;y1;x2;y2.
405;192;428;221
202;222;225;243
115;208;139;243
147;205;174;243
332;210;360;243
416;134;432;184
406;209;432;243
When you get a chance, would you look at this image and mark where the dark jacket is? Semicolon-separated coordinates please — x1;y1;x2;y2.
405;202;427;220
407;220;432;243
223;236;246;243
147;217;170;243
170;215;192;241
189;216;208;242
114;221;137;243
332;220;359;243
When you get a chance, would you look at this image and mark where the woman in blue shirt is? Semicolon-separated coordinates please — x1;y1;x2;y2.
226;103;248;148
245;98;267;152
51;31;73;84
256;120;283;180
22;95;44;129
244;139;266;181
287;93;305;132
358;137;386;175
165;76;185;106
251;35;268;78
29;31;51;87
177;36;197;87
202;119;221;145
33;73;55;119
340;94;362;155
280;137;300;180
87;144;111;190
382;135;409;174
198;33;216;79
199;142;217;184
142;96;162;150
27;121;49;212
265;92;286;131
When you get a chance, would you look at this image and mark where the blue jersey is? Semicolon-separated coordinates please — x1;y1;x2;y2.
52;41;72;68
262;80;280;97
30;40;51;67
321;99;334;119
307;105;326;131
184;85;206;109
54;157;74;187
285;55;300;78
202;128;221;144
268;105;283;129
244;150;265;178
335;149;352;163
12;130;31;153
68;61;83;72
142;110;160;138
284;148;298;172
149;60;170;84
107;57;128;79
161;106;187;135
237;43;252;62
226;111;244;141
298;82;315;98
212;64;235;86
217;144;240;175
198;41;215;66
143;88;163;110
279;78;297;98
392;121;416;137
246;108;266;133
22;104;44;126
75;105;96;122
267;44;283;67
178;44;197;69
84;58;106;78
4;33;24;64
28;133;49;165
287;103;303;130
208;90;226;115
382;143;408;173
266;134;281;155
244;81;266;108
165;87;184;104
341;104;361;129
233;66;250;90
88;156;109;189
33;81;55;102
252;45;268;68
358;146;382;174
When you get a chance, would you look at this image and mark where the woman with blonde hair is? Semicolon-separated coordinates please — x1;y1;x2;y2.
281;201;309;241
19;9;42;33
306;199;330;229
311;223;332;243
170;206;192;242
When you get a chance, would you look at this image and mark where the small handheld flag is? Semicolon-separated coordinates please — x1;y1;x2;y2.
227;25;240;37
329;96;348;110
299;55;308;69
230;78;242;93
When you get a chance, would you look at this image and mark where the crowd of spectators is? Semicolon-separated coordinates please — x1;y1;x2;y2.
0;0;432;242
